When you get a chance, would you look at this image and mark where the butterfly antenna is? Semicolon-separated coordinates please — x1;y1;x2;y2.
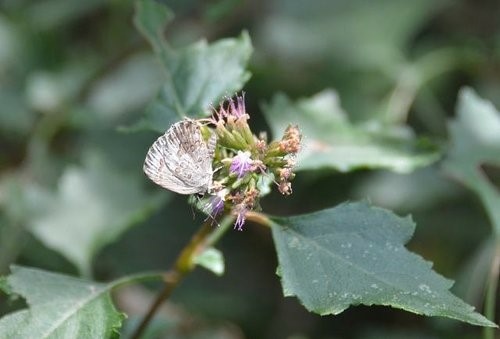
257;164;280;186
212;165;224;175
203;212;221;227
199;194;221;227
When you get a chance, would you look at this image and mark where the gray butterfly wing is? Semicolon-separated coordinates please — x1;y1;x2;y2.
143;120;215;194
143;129;190;194
162;120;213;190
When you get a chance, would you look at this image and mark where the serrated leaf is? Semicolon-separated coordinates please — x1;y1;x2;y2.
0;266;124;338
27;152;167;276
193;247;225;276
270;201;497;327
142;32;252;132
131;0;253;133
263;90;439;173
443;87;500;234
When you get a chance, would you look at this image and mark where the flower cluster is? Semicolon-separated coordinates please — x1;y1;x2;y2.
199;94;301;230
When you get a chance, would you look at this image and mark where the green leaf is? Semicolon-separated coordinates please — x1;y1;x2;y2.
263;90;439;173
270;201;497;327
131;0;253;133
27;152;166;276
193;247;225;276
442;87;500;235
143;32;252;132
0;266;124;338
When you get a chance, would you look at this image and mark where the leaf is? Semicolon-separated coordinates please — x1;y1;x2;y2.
130;0;253;133
270;201;497;327
263;90;439;173
144;32;252;132
193;247;225;276
442;87;500;234
0;266;124;338
27;152;167;276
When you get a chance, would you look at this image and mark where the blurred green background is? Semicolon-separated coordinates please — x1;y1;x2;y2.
0;0;499;338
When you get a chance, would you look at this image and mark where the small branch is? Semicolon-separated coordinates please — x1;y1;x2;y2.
130;215;233;339
384;47;464;125
385;65;419;124
246;211;272;227
129;272;182;339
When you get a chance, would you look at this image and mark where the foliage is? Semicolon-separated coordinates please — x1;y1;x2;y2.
270;201;493;326
0;0;498;338
129;0;252;132
27;152;166;277
443;88;500;235
0;266;125;338
263;90;439;172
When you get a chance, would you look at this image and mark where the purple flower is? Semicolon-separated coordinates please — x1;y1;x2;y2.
230;151;253;178
233;204;247;231
229;94;246;118
210;195;224;216
204;189;227;218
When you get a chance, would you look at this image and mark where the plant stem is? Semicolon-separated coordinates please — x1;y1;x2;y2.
129;272;181;339
130;215;234;339
483;238;500;339
246;211;271;227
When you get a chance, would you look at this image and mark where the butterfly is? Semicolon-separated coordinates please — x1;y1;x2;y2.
143;119;216;194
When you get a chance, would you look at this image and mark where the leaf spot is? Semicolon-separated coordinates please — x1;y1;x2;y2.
418;284;432;294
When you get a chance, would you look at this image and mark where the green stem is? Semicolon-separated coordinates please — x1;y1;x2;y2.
26;108;69;166
111;272;165;289
384;64;419;124
384;47;466;125
246;211;272;227
130;215;234;339
483;238;500;339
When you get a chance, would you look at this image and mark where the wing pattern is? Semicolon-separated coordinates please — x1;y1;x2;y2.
143;119;215;194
